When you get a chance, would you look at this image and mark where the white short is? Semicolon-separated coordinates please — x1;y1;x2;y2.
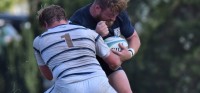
45;76;117;93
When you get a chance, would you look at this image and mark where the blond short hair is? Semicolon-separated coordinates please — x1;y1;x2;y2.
94;0;129;13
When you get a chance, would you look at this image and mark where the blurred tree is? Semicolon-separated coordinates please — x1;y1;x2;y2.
0;0;27;12
0;0;41;93
123;0;200;93
0;27;41;93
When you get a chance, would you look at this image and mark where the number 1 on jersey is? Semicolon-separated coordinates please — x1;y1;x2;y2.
61;33;74;47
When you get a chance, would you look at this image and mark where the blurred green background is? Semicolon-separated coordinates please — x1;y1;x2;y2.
0;0;200;93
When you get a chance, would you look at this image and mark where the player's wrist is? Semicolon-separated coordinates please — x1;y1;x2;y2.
100;30;109;37
128;48;135;57
103;32;112;39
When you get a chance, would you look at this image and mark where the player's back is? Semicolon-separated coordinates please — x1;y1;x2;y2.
36;24;109;83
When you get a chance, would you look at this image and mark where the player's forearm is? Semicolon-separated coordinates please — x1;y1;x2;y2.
103;51;122;70
127;31;141;55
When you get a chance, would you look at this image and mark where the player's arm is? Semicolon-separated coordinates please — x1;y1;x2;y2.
121;11;141;55
113;12;141;61
103;51;122;70
34;50;53;80
39;65;53;80
126;30;140;55
112;30;141;62
94;33;122;70
33;37;53;80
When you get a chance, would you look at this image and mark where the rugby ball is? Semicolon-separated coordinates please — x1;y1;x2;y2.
104;36;128;51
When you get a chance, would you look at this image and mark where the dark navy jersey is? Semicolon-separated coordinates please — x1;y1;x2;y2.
69;4;135;38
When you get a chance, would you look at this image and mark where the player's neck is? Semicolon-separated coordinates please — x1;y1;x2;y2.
47;20;68;29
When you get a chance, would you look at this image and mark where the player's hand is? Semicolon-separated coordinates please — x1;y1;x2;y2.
95;21;109;37
111;43;132;62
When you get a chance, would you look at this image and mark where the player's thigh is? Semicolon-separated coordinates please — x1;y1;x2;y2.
108;70;132;93
46;77;117;93
45;81;84;93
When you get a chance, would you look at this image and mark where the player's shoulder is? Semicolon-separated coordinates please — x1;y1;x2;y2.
66;24;91;32
69;4;91;25
69;24;98;37
70;4;90;18
75;25;96;34
118;10;129;20
116;10;132;24
119;10;128;16
67;24;87;30
33;35;41;48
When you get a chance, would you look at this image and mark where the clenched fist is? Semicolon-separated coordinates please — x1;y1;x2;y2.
95;21;109;37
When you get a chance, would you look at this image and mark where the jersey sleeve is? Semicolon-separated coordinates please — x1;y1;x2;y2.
95;35;111;59
33;36;46;66
86;29;110;58
120;11;135;38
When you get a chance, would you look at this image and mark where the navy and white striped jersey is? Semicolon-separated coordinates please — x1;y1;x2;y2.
33;24;110;83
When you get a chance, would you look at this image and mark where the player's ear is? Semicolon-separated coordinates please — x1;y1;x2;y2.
44;21;48;29
94;4;102;13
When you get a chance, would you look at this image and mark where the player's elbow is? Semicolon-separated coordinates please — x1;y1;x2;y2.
39;65;53;80
45;75;53;80
135;31;141;49
137;37;141;49
109;63;121;70
104;52;121;70
42;71;53;80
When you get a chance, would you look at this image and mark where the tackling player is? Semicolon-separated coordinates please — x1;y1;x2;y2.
33;5;125;93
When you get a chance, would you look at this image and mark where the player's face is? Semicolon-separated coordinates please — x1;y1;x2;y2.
96;8;118;27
